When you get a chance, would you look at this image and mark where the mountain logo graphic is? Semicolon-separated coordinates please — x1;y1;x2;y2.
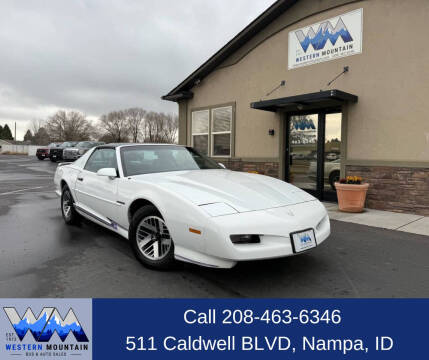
295;17;353;52
3;307;89;342
300;234;312;244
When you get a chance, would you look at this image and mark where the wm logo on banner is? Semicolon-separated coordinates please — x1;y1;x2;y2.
3;307;89;342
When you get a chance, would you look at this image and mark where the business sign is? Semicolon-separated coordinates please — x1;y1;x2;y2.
288;8;363;69
1;299;91;360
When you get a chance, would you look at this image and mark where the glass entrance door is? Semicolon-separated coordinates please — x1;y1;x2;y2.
286;111;342;201
288;114;318;194
324;113;342;200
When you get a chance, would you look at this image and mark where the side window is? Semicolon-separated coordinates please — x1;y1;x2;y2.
211;106;232;157
191;110;209;156
84;149;117;173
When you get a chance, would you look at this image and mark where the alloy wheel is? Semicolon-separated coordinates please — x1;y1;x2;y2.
62;191;72;220
136;216;172;260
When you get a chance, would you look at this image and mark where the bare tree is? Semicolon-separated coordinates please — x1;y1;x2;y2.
143;112;178;143
98;110;130;143
97;108;177;144
31;118;45;135
46;110;93;141
33;127;50;145
162;113;178;144
125;108;146;143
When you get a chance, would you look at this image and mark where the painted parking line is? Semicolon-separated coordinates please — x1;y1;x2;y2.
0;186;49;196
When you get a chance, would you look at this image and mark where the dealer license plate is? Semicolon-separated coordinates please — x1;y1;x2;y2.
291;229;316;253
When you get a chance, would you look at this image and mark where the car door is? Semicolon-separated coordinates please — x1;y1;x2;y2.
74;148;120;223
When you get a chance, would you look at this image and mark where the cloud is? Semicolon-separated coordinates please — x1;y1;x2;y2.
0;0;276;140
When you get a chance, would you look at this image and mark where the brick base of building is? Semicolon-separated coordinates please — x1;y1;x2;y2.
346;165;429;216
221;159;279;178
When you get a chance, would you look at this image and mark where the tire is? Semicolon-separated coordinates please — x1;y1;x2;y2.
329;170;340;190
129;205;175;270
61;186;80;225
50;157;57;162
37;156;44;161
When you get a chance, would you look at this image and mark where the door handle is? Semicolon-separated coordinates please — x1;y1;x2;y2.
77;177;84;182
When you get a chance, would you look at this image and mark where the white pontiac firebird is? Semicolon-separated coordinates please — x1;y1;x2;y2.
54;144;330;269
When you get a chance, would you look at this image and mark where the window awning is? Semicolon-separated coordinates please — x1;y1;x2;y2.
250;89;358;112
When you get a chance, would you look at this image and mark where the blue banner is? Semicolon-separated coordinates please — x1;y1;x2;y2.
2;299;427;359
93;299;427;359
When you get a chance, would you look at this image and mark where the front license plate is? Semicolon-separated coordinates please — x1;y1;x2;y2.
290;229;316;253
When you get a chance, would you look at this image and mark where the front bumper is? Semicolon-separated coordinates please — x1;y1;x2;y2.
178;200;330;268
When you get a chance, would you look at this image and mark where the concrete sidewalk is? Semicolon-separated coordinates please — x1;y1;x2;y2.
324;202;429;236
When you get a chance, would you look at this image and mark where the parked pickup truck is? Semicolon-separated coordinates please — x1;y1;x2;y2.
49;142;78;162
36;142;61;160
63;141;105;161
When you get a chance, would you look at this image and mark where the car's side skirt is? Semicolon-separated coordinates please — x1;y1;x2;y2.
74;204;129;239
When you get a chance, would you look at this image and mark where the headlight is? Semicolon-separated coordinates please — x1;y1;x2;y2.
230;234;260;244
199;202;237;217
78;149;85;155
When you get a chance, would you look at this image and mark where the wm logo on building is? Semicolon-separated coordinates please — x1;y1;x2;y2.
295;17;353;52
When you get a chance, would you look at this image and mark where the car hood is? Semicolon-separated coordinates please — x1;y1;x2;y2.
130;169;315;212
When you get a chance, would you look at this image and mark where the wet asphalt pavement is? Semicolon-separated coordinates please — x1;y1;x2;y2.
0;155;428;298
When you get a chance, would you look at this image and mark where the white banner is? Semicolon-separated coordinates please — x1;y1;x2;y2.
288;8;363;70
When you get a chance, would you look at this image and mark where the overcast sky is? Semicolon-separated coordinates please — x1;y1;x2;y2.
0;0;276;140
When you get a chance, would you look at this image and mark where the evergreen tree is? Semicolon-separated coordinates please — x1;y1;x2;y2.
1;124;13;140
0;125;3;138
23;129;33;142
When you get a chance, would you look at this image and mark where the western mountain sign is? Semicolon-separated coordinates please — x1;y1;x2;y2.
288;8;363;69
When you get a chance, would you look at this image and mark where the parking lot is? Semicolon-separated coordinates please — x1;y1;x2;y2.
0;155;428;298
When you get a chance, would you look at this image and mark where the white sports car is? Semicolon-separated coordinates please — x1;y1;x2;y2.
54;144;330;269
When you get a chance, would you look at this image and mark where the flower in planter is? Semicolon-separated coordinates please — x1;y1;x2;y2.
340;176;363;184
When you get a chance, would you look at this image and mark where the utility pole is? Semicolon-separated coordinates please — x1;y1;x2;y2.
14;122;16;141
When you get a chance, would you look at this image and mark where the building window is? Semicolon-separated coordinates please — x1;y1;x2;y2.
211;106;232;157
192;110;209;155
191;105;233;157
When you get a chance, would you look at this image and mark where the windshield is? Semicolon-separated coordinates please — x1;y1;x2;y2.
120;145;222;176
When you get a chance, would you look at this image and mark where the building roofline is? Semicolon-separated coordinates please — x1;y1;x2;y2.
161;0;298;102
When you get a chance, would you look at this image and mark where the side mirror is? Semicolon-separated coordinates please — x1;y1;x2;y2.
218;163;226;169
97;168;117;179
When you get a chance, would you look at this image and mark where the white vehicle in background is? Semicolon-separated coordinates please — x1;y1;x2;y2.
326;152;339;161
54;144;330;269
308;159;341;190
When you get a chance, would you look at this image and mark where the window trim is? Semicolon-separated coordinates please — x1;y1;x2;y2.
190;103;235;158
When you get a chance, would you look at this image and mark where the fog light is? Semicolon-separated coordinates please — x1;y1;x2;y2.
230;234;260;244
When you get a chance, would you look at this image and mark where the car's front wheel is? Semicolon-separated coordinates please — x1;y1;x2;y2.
129;205;175;270
61;186;80;225
37;156;44;160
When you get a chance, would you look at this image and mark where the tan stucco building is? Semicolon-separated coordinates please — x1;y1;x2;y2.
163;0;429;215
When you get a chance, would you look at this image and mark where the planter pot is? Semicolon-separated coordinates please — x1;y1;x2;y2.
335;182;369;213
